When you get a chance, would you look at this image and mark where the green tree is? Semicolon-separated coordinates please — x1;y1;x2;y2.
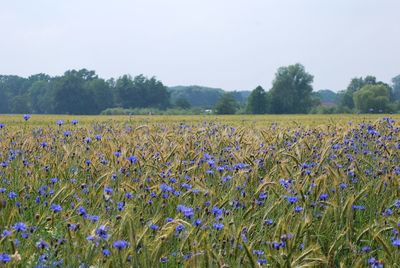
392;75;400;101
168;86;224;108
246;86;268;114
175;96;191;109
28;80;53;113
139;76;170;109
85;78;114;113
269;63;314;114
214;93;238;114
115;75;170;109
0;85;10;113
10;95;30;113
115;75;134;108
353;84;391;113
28;73;51;83
340;76;390;109
0;75;30;97
52;69;95;114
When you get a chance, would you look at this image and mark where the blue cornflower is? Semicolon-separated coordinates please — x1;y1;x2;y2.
96;225;109;240
253;250;264;256
8;192;17;199
1;230;11;238
36;240;49;249
221;176;232;183
203;153;212;160
71;119;78;125
102;248;111;257
287;196;298;204
392;239;400;247
294;206;303;212
272;241;285;250
264;219;274;225
160;184;173;192
127;156;138;164
160;257;168;263
207;160;215;167
21;232;29;239
368;257;383;268
38;254;48;262
259;192;267;199
176;204;186;212
176;224;185;233
181;183;192;190
113;240;129;250
217;166;225;172
0;253;11;263
117;202;125;211
204;168;213;174
255;200;264;205
104;187;113;194
50;204;62;213
150;224;159;230
319;193;329;200
213;223;224;230
40;142;48;148
23;114;31;121
383;208;393;217
361;246;371;253
234;163;248;170
68;224;78;231
353;205;365;210
13;222;27;232
53;259;63;267
56;120;64;126
77;206;87;216
257;258;268;264
194;218;202;227
212;206;223;217
50;178;58;184
88;215;100;222
182;207;194;218
86;235;96;242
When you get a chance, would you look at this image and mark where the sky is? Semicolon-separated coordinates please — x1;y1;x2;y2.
0;0;399;92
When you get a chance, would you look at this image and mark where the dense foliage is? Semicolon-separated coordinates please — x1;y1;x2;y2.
0;115;399;267
246;86;268;114
0;70;169;115
0;66;399;115
269;64;315;114
214;93;239;114
353;85;391;113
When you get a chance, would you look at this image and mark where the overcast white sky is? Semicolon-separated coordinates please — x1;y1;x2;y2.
0;0;399;91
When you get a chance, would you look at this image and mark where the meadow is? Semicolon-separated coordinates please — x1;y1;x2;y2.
0;114;399;267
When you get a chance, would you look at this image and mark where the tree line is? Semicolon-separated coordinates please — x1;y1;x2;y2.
0;70;171;114
219;64;400;114
0;65;399;115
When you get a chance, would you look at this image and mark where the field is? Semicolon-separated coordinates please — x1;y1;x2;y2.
0;114;399;267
